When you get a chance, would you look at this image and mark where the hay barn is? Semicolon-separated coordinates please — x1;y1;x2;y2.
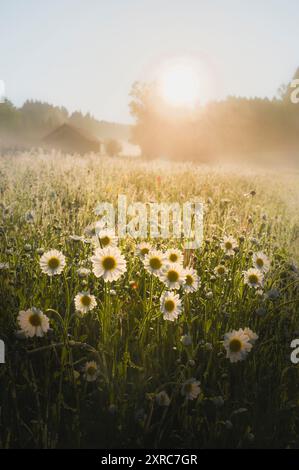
43;123;103;155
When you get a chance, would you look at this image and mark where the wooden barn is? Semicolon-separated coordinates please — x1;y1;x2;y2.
43;123;103;155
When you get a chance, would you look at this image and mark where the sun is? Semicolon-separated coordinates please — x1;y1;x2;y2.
158;60;201;107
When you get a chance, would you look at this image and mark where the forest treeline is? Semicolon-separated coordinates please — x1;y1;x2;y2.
129;68;299;164
0;100;130;147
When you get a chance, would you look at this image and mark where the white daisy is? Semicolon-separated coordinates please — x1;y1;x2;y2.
40;249;66;276
243;327;259;344
160;291;182;321
77;267;91;278
221;236;238;256
214;265;227;277
223;328;253;363
243;268;264;289
252;252;270;273
144;250;166;277
156;391;171;407
183;267;200;293
91;246;127;282
17;307;50;338
74;292;97;314
93;228;117;249
84;220;106;239
181;378;201;400
136;242;152;258
83;361;99;382
165;248;183;265
159;263;185;290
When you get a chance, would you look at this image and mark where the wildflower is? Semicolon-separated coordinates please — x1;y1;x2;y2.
136;242;151;258
165;248;183;265
181;334;192;346
221;236;238;256
159;263;185;290
144;250;166;277
69;234;84;242
0;262;9;270
17;307;50;338
74;292;97;314
243;327;259;344
214;264;227;277
181;378;201;400
183;267;200;293
91;246;126;282
223;328;253;363
77;267;91;278
253;252;270;273
243;268;264;289
94;229;117;249
83;361;99;382
40;249;66;276
156;391;170;407
160;291;182;321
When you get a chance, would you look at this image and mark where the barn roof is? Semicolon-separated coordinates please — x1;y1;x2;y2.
44;123;102;144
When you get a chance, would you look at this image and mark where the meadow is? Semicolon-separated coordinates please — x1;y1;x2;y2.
0;150;299;449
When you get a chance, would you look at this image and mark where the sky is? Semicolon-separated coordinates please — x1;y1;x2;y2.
0;0;299;123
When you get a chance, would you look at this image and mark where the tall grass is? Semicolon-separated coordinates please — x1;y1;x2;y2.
0;150;298;448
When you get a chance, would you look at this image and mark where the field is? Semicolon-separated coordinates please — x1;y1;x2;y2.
0;150;299;449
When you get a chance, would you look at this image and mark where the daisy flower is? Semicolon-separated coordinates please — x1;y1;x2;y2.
221;236;238;256
91;246;126;282
77;267;91;278
17;307;50;338
94;228;117;249
160;291;182;321
40;249;66;276
83;361;99;382
183;267;200;293
156;391;171;407
214;264;227;277
243;268;264;289
223;328;253;363
165;248;183;265
74;292;97;314
159;263;185;290
181;378;201;400
136;242;152;258
243;327;259;344
252;252;270;273
144;250;166;277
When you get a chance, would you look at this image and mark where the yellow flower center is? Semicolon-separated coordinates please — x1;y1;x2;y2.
249;274;259;284
48;257;60;270
217;266;225;275
169;253;178;262
167;270;179;283
102;256;116;271
229;338;242;352
140;247;149;256
225;241;233;250
100;236;110;247
29;313;42;327
164;299;175;312
256;258;264;268
186;274;193;285
81;295;91;307
149;257;162;270
87;366;97;376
